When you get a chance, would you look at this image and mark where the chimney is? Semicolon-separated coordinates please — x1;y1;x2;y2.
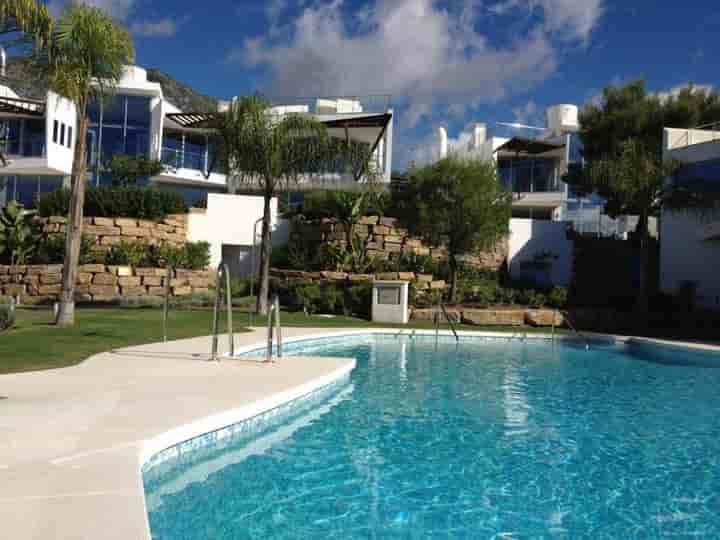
437;127;448;159
473;123;486;149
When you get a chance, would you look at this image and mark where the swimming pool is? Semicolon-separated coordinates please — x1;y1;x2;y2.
143;334;720;539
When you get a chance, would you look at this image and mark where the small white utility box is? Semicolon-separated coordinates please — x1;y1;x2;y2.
372;280;409;324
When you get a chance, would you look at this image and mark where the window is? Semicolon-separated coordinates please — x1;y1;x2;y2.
60;124;65;146
52;120;59;143
67;126;73;149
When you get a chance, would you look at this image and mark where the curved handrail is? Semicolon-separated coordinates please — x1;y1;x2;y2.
435;302;459;342
266;295;282;363
211;263;234;361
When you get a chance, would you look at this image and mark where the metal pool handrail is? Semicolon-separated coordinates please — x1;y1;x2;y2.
560;310;590;350
211;263;234;361
266;295;283;363
435;302;459;342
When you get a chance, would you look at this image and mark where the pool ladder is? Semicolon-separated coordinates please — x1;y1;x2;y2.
557;310;590;350
434;302;459;342
210;263;234;361
266;295;282;363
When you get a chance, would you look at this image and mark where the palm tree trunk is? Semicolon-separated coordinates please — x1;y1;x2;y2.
56;105;88;326
256;191;272;315
635;211;650;316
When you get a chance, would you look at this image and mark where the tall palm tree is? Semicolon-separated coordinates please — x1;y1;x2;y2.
217;96;328;314
45;6;134;325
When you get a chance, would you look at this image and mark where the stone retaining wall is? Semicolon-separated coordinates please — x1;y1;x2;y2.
291;215;507;270
270;268;448;291
35;214;188;257
411;307;565;327
0;264;213;305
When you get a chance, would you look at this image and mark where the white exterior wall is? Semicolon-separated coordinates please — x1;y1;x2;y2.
186;193;285;269
663;127;720;163
660;209;720;311
508;218;573;286
44;91;76;175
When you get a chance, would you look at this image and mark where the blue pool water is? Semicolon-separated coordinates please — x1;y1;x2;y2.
143;335;720;539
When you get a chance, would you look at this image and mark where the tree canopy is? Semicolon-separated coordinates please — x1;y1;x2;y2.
400;157;512;301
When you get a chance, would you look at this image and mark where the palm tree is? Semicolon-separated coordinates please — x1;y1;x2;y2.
44;6;134;325
217;96;327;314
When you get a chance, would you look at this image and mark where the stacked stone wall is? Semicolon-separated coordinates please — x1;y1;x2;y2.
0;264;212;305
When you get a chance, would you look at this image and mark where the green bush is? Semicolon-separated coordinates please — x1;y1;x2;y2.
37;187;187;221
287;281;323;314
321;284;345;315
34;234;97;265
105;240;147;266
182;241;211;270
151;242;211;270
547;286;568;309
0;201;37;265
346;283;372;319
0;297;15;331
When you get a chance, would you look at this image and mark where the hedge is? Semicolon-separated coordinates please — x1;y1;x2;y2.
38;187;187;221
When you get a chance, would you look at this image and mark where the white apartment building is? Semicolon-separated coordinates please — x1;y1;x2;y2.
661;123;720;310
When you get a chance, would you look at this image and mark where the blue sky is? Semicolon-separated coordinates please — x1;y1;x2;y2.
48;0;720;169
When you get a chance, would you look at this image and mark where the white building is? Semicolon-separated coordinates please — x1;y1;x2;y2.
661;124;720;310
0;63;394;274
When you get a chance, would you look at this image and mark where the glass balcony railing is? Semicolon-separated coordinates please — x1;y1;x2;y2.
161;147;220;175
498;166;561;193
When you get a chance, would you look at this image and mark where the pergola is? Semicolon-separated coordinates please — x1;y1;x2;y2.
0;96;45;117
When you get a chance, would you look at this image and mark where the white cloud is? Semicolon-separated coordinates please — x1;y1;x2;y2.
655;83;714;104
512;100;542;126
49;0;136;20
235;0;557;108
488;0;604;42
131;18;178;38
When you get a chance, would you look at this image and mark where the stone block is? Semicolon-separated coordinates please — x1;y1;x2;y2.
121;226;150;237
79;264;106;273
121;286;147;296
22;275;39;285
93;273;118;286
116;266;134;277
375;272;398;281
413;247;431;256
0;265;8;274
136;219;155;229
320;271;348;281
9;266;26;275
92;217;115;227
430;280;446;289
89;285;119;297
83;217;94;226
525;309;564;327
142;276;162;287
373;225;390;235
462;309;525;327
349;274;373;282
118;276;142;287
75;284;91;295
3;284;26;296
114;218;138;228
26;265;62;275
170;278;189;287
404;238;422;248
379;217;398;227
75;293;93;303
390;228;408;237
38;284;62;295
135;267;161;277
398;272;416;281
85;225;121;236
385;243;402;253
147;287;166;296
192;287;210;295
359;215;379;225
22;295;55;306
76;273;93;286
384;235;403;244
40;273;62;285
101;236;122;246
48;216;66;224
0;275;10;284
188;277;211;288
172;286;192;296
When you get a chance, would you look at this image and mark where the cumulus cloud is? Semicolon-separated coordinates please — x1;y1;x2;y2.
234;0;557;106
512;100;543;126
655;83;715;103
131;18;178;38
488;0;604;42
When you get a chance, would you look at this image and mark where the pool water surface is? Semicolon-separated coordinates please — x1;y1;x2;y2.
143;335;720;539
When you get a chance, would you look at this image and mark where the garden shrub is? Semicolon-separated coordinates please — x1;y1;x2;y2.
105;240;147;266
547;286;568;309
181;241;211;270
34;234;97;265
287;281;323;314
0;201;36;265
151;242;211;270
37;187;187;221
0;297;15;331
345;283;372;319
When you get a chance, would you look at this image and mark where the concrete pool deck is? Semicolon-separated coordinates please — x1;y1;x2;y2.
0;328;355;540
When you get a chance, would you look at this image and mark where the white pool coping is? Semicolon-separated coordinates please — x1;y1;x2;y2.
3;326;719;540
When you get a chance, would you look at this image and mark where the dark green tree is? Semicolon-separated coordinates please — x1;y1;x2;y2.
402;157;512;302
106;154;165;187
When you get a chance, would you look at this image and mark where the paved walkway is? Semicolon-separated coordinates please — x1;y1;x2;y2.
0;328;355;540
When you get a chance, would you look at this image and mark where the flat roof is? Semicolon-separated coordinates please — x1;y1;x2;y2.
495;137;564;155
0;95;45;117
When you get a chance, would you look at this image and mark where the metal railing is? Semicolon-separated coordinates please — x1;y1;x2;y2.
211;263;234;361
266;295;282;363
434;302;459;342
560;310;590;350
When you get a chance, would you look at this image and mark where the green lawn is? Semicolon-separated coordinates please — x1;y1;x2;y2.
1;307;562;375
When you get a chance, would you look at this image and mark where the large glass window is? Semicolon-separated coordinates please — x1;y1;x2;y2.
161;130;213;174
1;176;64;208
87;94;152;175
498;158;558;193
22;119;45;157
